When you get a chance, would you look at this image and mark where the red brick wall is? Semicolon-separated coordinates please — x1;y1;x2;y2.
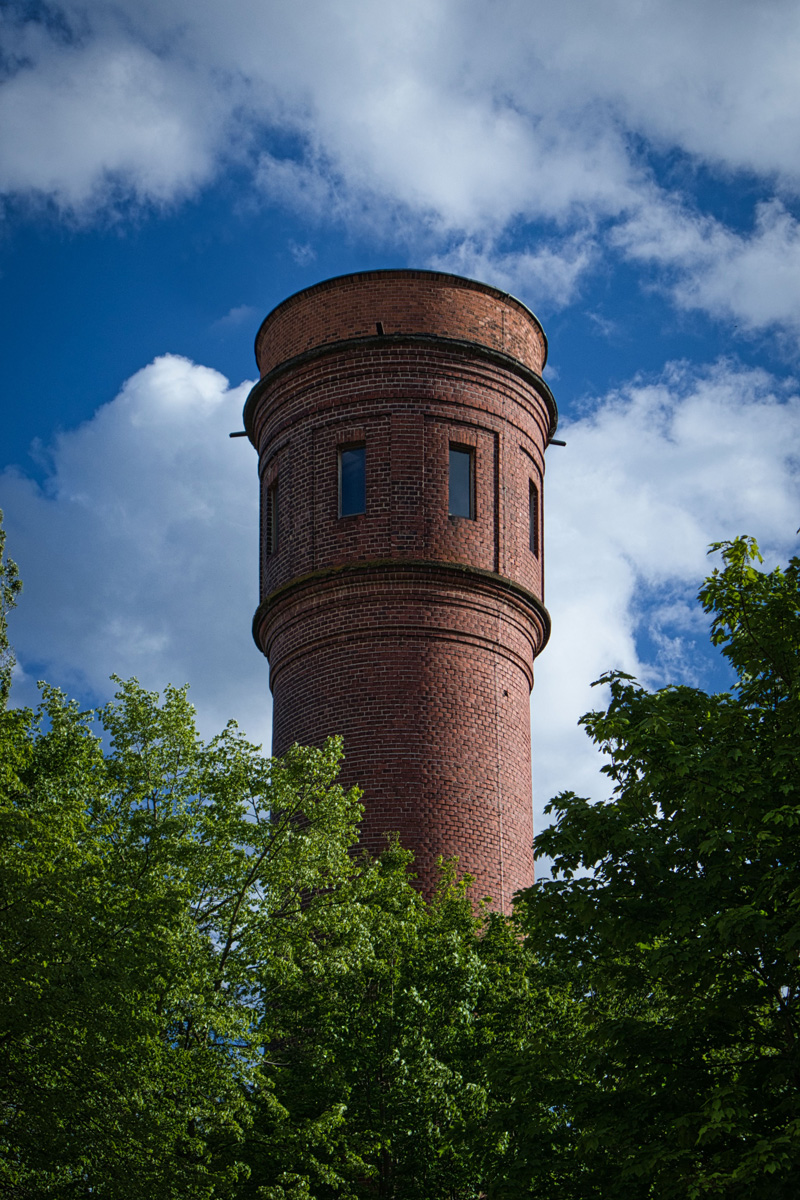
259;564;546;906
245;271;555;911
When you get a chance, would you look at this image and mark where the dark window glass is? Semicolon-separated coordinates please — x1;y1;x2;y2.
266;482;278;554
449;446;474;518
529;479;539;556
339;445;366;516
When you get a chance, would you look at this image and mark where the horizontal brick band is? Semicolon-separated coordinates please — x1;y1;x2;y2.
253;557;551;681
243;332;558;443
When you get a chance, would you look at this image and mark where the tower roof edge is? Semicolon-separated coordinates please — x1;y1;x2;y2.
253;268;549;378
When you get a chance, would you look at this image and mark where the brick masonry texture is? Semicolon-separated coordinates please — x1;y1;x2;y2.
254;268;548;378
244;270;557;912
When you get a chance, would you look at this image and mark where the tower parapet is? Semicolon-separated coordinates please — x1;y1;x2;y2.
244;270;556;909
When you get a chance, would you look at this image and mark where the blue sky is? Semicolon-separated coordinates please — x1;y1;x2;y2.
2;0;800;829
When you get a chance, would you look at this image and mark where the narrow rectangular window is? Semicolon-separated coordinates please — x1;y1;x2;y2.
339;444;366;516
449;445;474;518
529;479;539;556
266;481;278;555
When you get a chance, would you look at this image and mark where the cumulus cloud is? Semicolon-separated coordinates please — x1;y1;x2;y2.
5;0;800;330
430;234;597;310
615;197;800;335
0;30;226;213
518;0;800;186
532;360;800;826
212;304;259;331
1;356;268;745
2;353;798;846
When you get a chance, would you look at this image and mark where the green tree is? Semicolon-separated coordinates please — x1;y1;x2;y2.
240;858;539;1199
1;674;543;1200
0;510;22;705
0;674;367;1198
509;537;800;1198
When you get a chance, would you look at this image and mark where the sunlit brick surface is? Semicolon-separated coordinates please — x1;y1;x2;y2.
254;269;548;378
245;270;556;910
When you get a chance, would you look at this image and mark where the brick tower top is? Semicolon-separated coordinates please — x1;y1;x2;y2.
247;268;553;417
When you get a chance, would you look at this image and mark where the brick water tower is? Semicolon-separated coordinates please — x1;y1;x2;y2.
243;270;556;910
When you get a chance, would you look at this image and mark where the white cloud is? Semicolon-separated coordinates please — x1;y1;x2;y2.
288;240;316;267
1;356;268;746
532;360;800;834
2;353;798;859
0;31;225;212
517;0;800;186
615;197;800;334
4;1;799;256
212;304;259;331
430;234;597;310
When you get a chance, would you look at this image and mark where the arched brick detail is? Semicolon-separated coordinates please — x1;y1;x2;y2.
244;271;557;911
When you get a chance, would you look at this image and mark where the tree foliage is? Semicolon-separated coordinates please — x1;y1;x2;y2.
0;509;22;705
511;538;800;1197
0;676;538;1198
0;509;547;1199
241;861;538;1199
1;672;374;1196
